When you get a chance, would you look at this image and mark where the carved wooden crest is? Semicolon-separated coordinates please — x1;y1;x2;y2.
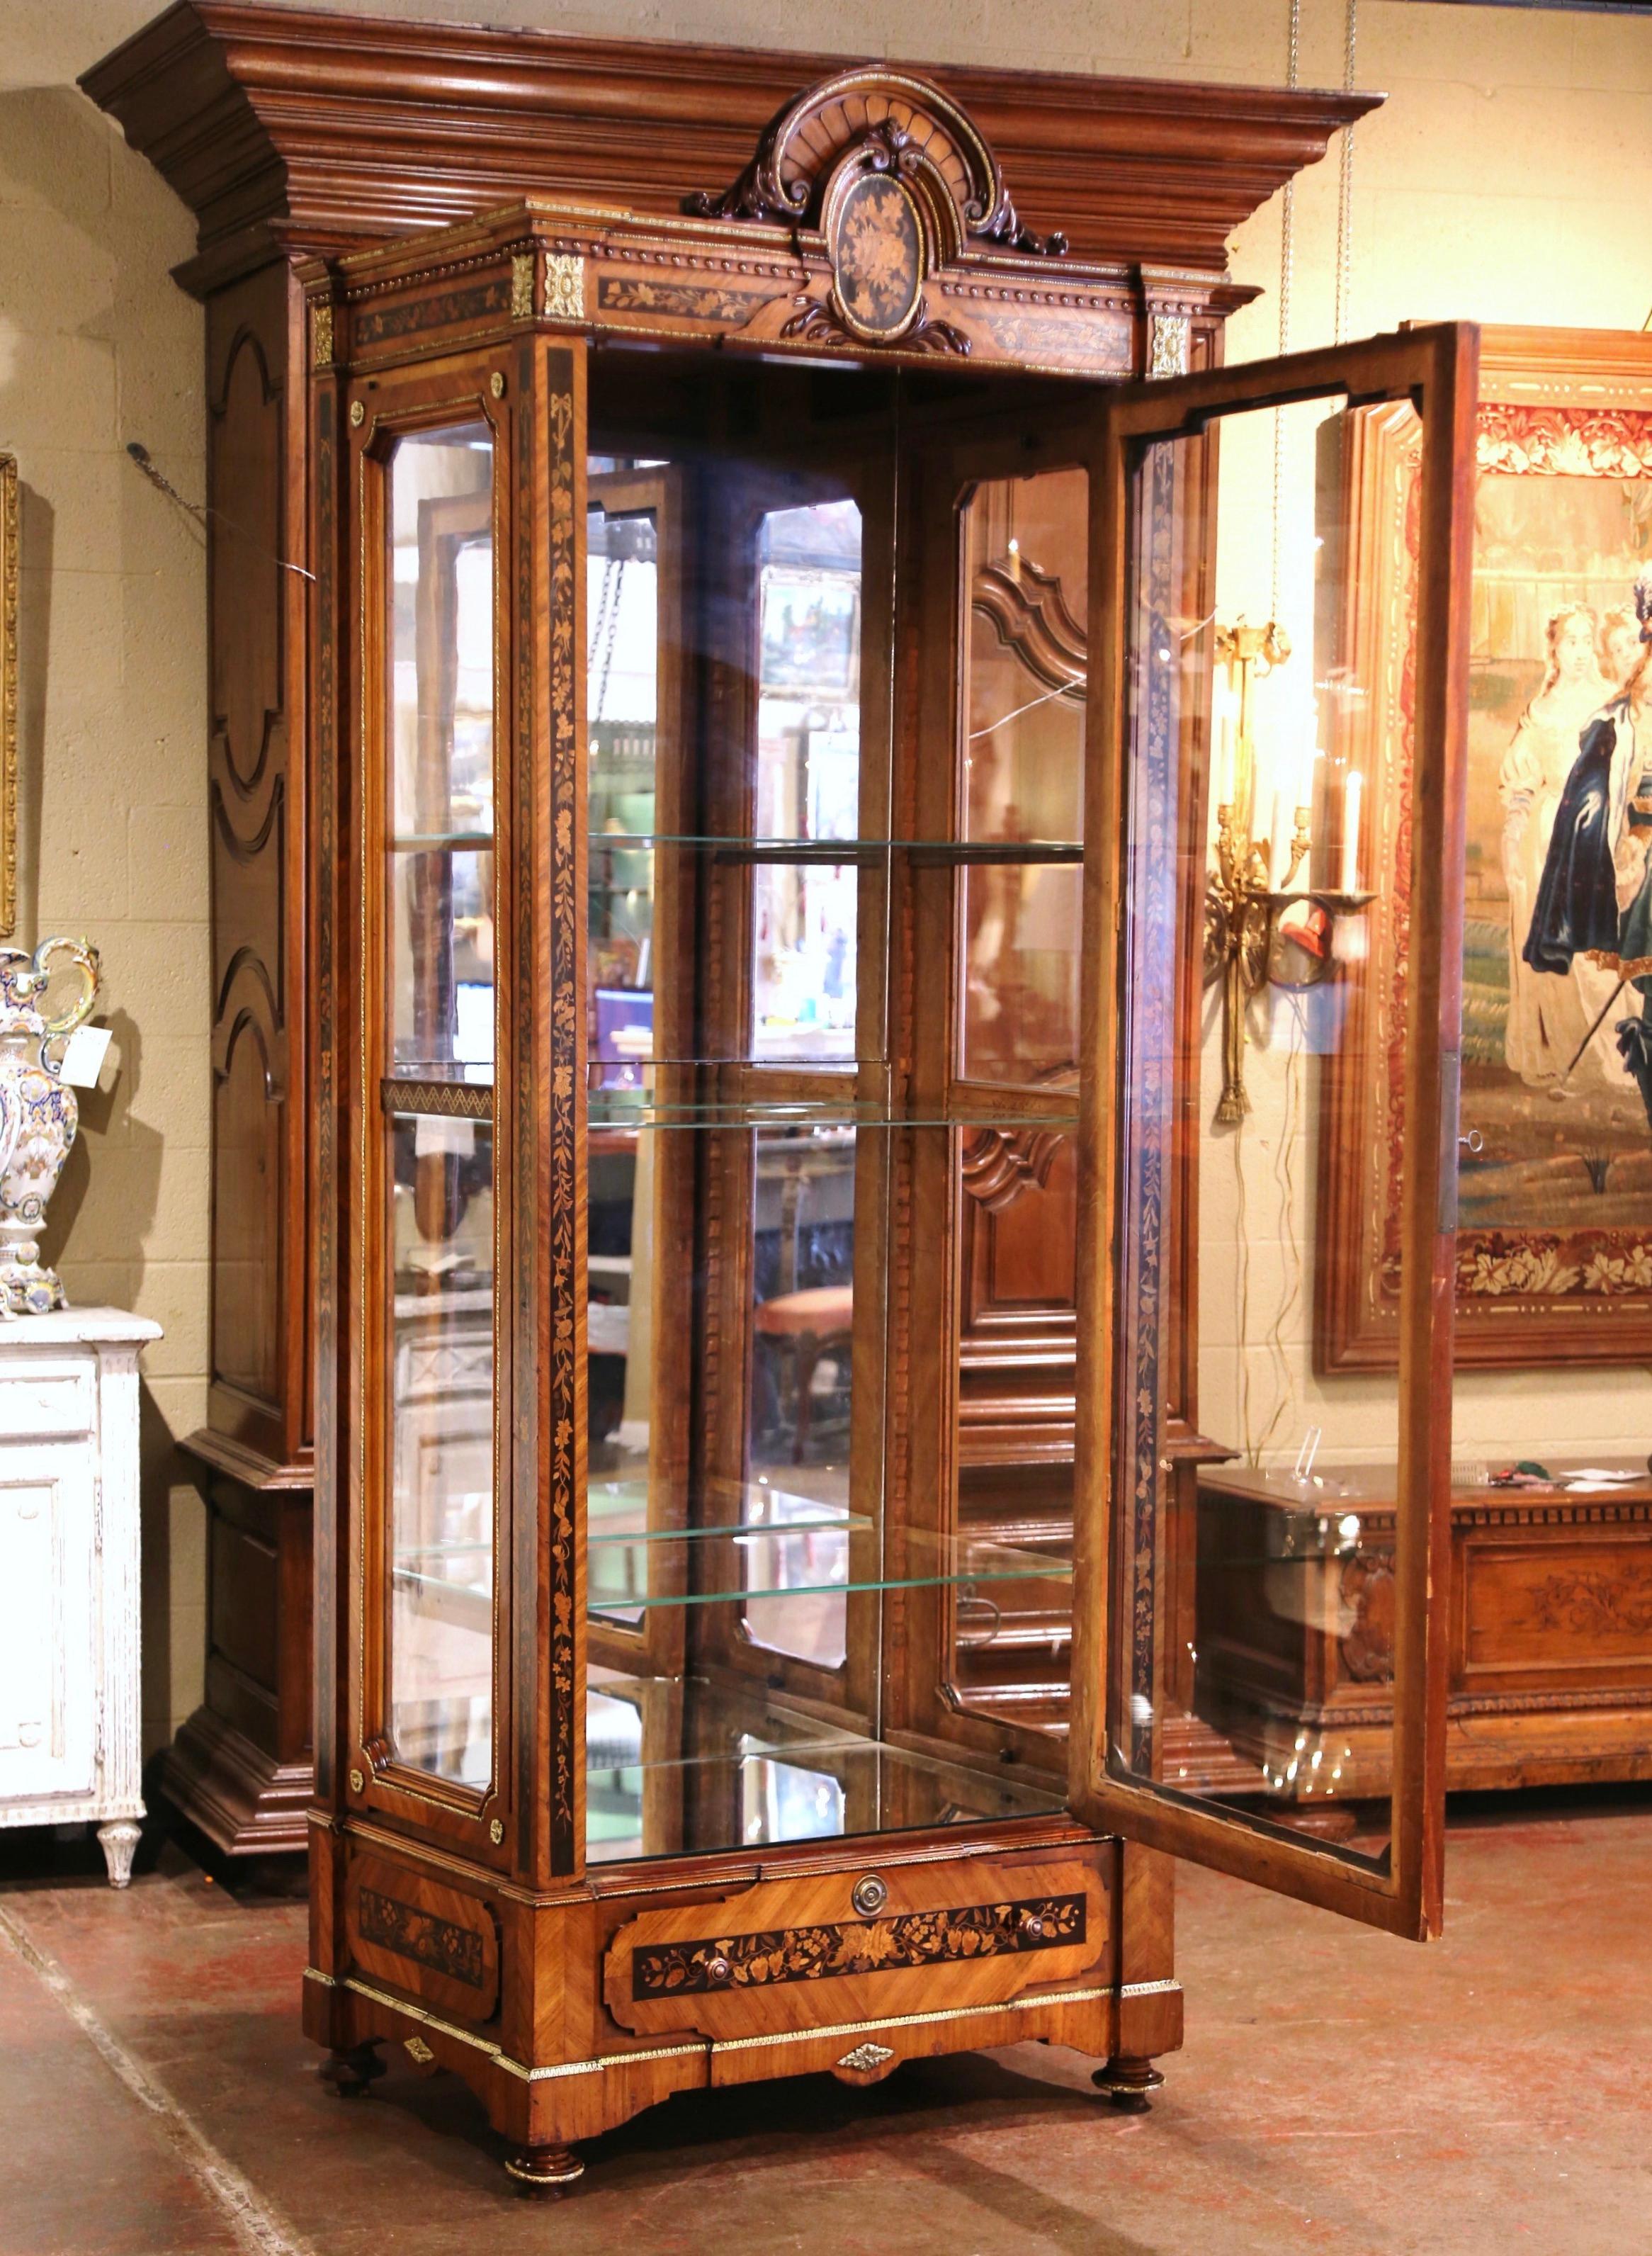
687;69;1065;352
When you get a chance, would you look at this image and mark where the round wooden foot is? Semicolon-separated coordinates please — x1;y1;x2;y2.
505;2143;584;2198
319;2043;386;2098
1092;2055;1165;2112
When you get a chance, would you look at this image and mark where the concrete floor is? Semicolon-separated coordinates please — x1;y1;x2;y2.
2;1791;1649;2256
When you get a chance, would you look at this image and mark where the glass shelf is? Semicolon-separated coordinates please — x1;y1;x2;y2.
584;1675;1068;1865
584;1090;1079;1132
586;1513;1072;1615
392;1516;1070;1615
587;833;1082;864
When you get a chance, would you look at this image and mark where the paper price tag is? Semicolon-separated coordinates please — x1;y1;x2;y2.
414;1114;475;1158
59;1025;114;1090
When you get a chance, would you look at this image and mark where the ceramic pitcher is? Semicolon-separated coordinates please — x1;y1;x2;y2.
0;938;100;1315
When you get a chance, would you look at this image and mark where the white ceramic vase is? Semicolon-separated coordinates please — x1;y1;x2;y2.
0;939;101;1316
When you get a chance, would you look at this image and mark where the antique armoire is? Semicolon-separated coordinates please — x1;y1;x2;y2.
83;4;1373;1856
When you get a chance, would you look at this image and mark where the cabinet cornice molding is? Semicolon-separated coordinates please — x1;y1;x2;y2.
81;0;1379;297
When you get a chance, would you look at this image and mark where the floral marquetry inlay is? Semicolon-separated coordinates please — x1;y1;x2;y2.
357;1886;488;1990
832;171;922;338
630;1894;1085;1997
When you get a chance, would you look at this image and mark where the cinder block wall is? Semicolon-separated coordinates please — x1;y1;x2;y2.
1;73;206;1754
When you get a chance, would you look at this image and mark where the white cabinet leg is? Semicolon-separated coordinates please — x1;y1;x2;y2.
97;1819;141;1888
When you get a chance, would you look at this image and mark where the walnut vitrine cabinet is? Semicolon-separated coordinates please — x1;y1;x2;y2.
82;4;1374;1859
299;67;1476;2190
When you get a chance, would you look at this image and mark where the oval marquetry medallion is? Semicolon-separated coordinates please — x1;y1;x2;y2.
831;173;922;339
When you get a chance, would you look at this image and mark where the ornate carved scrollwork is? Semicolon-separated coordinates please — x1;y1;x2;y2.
971;556;1087;698
688;68;1063;353
961;1126;1065;1213
779;295;970;357
687;69;1064;250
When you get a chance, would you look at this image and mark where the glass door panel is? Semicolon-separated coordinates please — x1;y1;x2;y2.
1072;327;1478;1936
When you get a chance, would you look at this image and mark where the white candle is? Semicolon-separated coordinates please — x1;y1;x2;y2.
1268;785;1292;890
1300;700;1320;811
1340;769;1362;896
1213;677;1235;806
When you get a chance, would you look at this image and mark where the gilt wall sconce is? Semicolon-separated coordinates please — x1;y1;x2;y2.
1204;616;1373;1123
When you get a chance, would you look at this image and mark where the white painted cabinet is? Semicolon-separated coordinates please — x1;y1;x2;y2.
0;1310;162;1885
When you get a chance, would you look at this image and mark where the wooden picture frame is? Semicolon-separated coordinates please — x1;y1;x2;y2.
1317;327;1652;1372
1;452;16;938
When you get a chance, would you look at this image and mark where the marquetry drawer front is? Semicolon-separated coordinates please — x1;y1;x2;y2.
344;1854;500;2024
0;1360;94;1441
603;1851;1108;2040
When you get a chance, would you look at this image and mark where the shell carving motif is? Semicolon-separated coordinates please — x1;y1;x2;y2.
686;69;1065;264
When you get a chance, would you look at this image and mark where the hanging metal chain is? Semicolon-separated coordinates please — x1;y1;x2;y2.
1270;0;1301;621
1335;0;1359;344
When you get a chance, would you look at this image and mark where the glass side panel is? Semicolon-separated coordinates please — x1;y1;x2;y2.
1110;392;1426;1860
390;847;495;1078
960;466;1088;1086
385;1109;495;1786
386;424;494;1084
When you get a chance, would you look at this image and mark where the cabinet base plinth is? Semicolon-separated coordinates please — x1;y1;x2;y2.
157;1708;312;1858
505;2145;584;2197
1092;2055;1166;2111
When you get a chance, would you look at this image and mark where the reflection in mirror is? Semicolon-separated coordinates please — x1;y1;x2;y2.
752;501;863;1061
960;466;1087;1085
745;1124;856;1666
945;1127;1077;1742
1112;392;1425;1864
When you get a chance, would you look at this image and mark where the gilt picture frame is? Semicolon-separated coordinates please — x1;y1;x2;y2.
0;452;15;938
1316;328;1652;1370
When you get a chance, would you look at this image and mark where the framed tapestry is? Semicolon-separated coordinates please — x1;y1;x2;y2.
1317;328;1652;1370
1;451;14;937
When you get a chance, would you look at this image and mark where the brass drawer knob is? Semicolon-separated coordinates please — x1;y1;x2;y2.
706;1956;732;1985
851;1873;888;1917
1021;1913;1046;1939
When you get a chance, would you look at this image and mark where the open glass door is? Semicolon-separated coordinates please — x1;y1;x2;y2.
1071;327;1478;1936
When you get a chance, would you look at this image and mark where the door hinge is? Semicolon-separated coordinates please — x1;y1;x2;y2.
92;1477;103;1555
